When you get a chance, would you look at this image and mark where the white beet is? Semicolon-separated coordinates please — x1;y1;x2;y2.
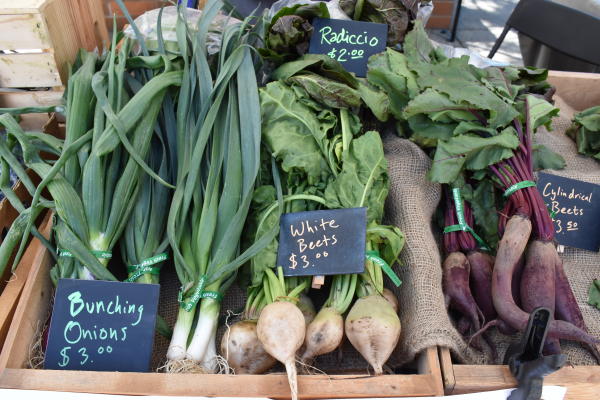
220;320;276;374
257;301;305;400
301;307;344;362
382;288;399;313
298;293;317;325
345;295;401;375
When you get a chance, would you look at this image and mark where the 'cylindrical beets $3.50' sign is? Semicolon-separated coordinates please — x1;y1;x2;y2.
44;279;160;372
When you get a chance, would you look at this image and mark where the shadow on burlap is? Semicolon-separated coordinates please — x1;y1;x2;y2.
381;95;600;366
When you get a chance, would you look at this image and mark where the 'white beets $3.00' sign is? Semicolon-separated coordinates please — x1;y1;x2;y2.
308;18;388;77
44;279;159;372
277;208;367;276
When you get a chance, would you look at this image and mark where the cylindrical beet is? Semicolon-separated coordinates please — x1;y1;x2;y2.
467;251;496;322
443;252;484;331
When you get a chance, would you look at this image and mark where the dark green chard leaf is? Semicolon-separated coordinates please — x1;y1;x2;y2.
289;73;361;109
407;114;456;143
429;128;519;183
273;54;358;88
403;88;478;123
324;131;389;223
357;79;390;122
523;94;559;131
589;279;600;310
260;81;335;184
533;144;566;170
461;180;499;250
367;49;417;119
567;105;600;160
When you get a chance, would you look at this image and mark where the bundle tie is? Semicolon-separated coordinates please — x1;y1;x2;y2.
443;188;490;251
124;253;168;283
178;275;222;311
365;250;402;287
58;249;113;259
503;180;536;197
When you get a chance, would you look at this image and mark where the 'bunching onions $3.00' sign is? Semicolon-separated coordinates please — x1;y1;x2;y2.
308;18;387;77
44;279;160;372
277;208;367;276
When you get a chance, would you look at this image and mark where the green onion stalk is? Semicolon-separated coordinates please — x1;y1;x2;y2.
165;1;275;370
0;25;182;285
121;137;172;284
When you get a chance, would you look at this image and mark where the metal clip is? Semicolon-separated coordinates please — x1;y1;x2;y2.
504;307;566;400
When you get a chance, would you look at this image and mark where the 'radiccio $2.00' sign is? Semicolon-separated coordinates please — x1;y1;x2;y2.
309;18;388;77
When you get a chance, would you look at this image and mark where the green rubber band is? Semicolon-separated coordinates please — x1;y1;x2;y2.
443;224;463;233
503;180;536;197
124;253;168;283
58;249;112;259
447;188;490;251
366;250;402;287
178;275;222;311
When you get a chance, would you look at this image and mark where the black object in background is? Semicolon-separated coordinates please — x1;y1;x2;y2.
224;0;278;18
489;0;600;72
537;172;600;252
45;279;160;372
308;18;388;77
277;207;367;277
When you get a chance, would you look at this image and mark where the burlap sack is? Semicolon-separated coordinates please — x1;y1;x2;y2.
382;95;600;366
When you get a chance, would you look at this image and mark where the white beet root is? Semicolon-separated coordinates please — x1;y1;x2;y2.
220;320;276;374
298;293;317;325
345;295;401;375
382;288;399;313
257;301;305;400
301;306;344;362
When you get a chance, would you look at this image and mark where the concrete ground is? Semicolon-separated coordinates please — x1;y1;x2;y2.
428;0;523;66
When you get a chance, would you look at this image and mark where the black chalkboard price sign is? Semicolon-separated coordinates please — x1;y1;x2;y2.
308;18;387;77
277;207;367;276
44;279;160;372
537;172;600;252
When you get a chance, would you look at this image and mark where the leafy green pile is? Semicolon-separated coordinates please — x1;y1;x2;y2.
244;54;403;290
567;105;600;160
362;21;565;248
339;0;420;45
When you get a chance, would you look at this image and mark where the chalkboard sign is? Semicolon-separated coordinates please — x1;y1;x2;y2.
308;18;388;77
45;279;160;372
277;207;366;276
537;172;600;252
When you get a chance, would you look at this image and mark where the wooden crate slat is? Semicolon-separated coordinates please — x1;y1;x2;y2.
0;13;51;50
0;0;48;14
0;213;52;352
0;89;63;107
0;52;61;87
0;227;444;398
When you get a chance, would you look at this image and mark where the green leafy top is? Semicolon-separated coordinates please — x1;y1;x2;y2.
567;105;600;160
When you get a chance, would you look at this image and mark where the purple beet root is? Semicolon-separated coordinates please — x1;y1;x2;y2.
511;255;525;308
492;216;600;346
468;251;496;322
520;241;556;314
443;252;485;332
554;258;600;363
457;316;470;336
544;337;562;355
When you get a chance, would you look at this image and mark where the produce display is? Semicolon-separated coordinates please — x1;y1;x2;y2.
0;0;599;398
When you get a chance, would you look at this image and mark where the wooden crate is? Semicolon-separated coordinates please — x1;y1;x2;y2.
439;347;600;399
0;229;444;397
0;211;52;353
0;0;108;88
